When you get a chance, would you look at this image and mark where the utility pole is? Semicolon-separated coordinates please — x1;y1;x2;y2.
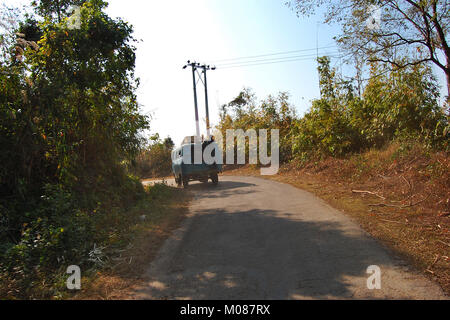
183;61;201;143
316;21;321;99
183;61;216;142
199;64;215;139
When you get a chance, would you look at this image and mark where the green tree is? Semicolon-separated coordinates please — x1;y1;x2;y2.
291;55;446;158
287;0;450;103
360;61;445;146
163;136;175;150
31;0;85;22
136;136;173;178
217;89;297;163
0;0;149;277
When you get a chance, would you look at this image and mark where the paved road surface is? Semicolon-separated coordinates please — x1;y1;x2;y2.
134;176;446;299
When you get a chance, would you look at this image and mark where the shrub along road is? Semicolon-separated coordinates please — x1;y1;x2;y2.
134;176;446;299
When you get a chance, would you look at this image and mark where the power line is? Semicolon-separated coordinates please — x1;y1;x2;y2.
209;45;337;64
218;55;343;69
217;54;344;69
215;51;341;67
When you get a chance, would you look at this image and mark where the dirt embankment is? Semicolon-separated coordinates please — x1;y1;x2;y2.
223;142;450;294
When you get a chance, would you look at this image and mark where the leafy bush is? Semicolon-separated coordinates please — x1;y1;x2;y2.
135;135;174;178
217;89;297;163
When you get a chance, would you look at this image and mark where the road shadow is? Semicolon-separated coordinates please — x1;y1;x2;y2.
187;180;257;199
133;207;404;299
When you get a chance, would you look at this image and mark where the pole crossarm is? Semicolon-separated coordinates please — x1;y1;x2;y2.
182;60;216;141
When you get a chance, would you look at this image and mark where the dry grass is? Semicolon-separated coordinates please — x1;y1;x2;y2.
223;143;449;295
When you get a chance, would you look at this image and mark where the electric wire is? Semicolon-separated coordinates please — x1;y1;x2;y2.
209;45;337;64
216;54;344;69
215;51;341;67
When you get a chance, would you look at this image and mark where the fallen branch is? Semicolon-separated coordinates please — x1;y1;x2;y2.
401;175;412;190
401;193;432;208
401;175;413;205
379;219;407;224
437;240;450;247
369;203;404;208
368;193;432;209
352;189;386;200
378;219;420;226
425;255;441;274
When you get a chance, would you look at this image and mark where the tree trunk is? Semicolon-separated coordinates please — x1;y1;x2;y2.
446;68;450;107
56;0;61;23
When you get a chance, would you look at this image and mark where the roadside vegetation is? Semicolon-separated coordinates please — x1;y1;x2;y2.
218;59;447;161
0;1;186;299
134;134;175;179
70;184;190;300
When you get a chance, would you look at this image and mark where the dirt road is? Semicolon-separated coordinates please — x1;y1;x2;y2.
135;176;446;299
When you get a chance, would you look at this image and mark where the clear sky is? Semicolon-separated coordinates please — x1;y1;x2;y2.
103;0;341;145
3;0;447;145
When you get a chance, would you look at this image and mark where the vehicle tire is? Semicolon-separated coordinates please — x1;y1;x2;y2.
182;176;189;188
176;175;182;188
211;173;218;185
